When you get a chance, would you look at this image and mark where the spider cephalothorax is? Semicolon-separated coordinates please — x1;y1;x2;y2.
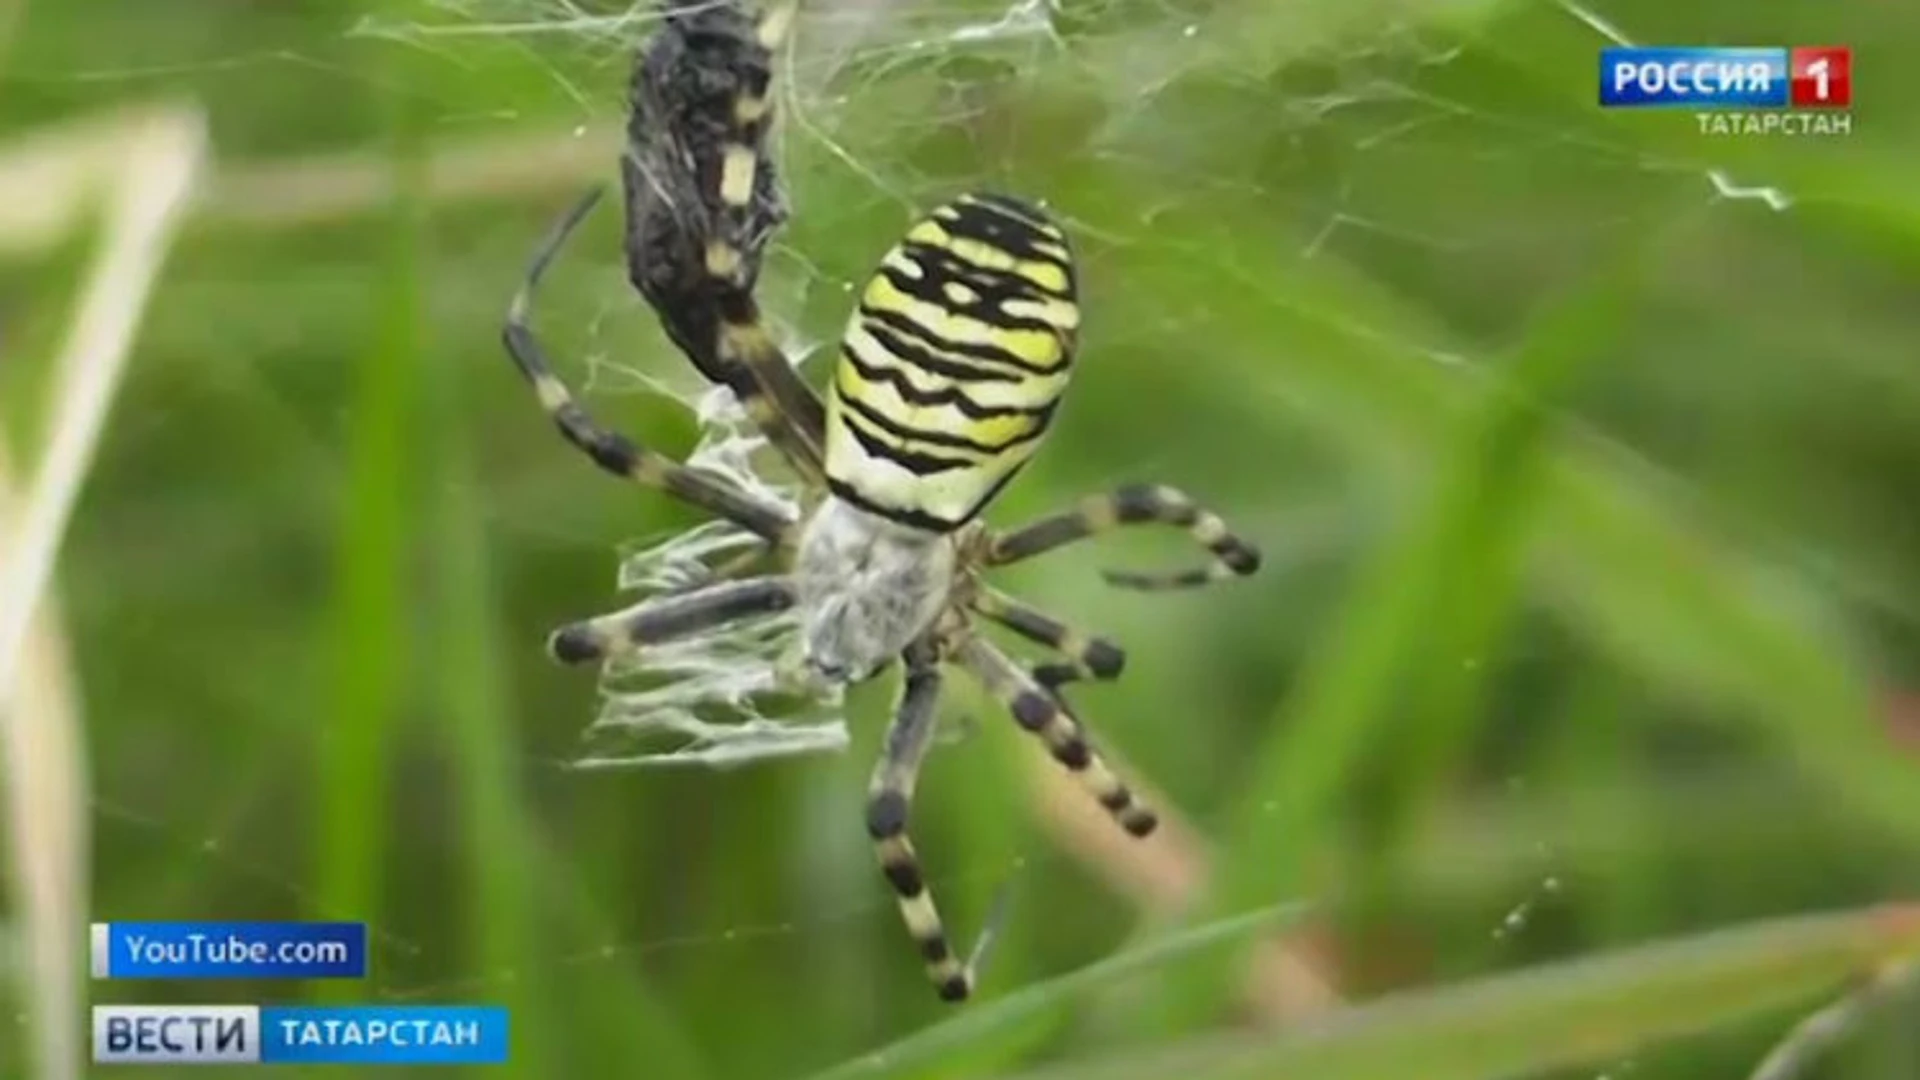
793;497;961;683
502;0;1258;1002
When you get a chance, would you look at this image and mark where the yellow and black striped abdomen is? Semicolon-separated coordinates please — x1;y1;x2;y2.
825;192;1080;532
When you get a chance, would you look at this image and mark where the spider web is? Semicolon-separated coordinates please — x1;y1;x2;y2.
350;0;1795;772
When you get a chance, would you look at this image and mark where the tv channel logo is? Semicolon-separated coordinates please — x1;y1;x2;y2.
92;1006;256;1065
1600;46;1851;109
93;1005;510;1065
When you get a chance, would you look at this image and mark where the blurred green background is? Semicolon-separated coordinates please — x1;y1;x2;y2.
4;0;1920;1076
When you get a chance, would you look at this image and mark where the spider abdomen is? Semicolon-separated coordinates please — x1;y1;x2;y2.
824;192;1081;533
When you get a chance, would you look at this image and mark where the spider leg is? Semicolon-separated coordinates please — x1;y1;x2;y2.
503;189;797;545
970;587;1126;682
1032;660;1087;696
547;575;795;665
705;1;828;466
867;641;999;1002
985;483;1259;591
952;636;1157;838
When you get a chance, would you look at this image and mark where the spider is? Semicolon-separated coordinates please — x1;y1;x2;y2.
500;0;1259;1002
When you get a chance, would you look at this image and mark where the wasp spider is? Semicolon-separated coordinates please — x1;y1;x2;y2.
501;0;1259;1002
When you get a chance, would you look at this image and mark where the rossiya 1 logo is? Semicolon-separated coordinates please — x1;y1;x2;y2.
1598;45;1852;136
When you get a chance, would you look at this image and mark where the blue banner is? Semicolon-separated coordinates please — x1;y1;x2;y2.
260;1006;508;1064
1599;46;1788;108
92;1005;508;1065
91;921;368;979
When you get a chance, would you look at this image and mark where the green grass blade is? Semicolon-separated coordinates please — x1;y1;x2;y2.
311;52;422;1003
1009;905;1920;1080
808;902;1306;1080
425;307;553;1071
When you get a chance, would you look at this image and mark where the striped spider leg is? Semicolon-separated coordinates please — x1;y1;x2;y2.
966;585;1152;822
546;575;796;667
952;633;1158;839
503;187;797;548
971;584;1127;685
862;624;1148;1002
987;483;1263;589
864;636;1007;1001
504;189;808;654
